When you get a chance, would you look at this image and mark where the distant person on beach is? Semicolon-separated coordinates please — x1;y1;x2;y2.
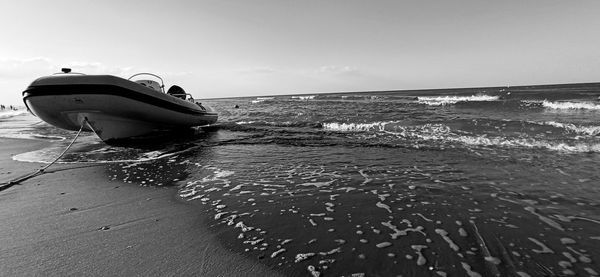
1;104;4;110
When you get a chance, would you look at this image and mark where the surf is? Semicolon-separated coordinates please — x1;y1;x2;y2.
417;95;500;106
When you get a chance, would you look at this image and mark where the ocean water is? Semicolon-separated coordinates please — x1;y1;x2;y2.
2;84;600;276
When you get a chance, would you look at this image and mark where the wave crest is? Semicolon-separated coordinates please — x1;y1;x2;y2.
323;121;600;153
392;125;600;153
542;100;600;110
417;95;499;106
291;95;316;100
322;121;397;132
251;97;275;104
543;121;600;136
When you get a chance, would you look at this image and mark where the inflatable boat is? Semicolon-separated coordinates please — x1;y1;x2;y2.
22;69;218;143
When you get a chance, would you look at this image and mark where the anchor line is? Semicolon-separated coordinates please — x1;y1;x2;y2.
0;119;88;192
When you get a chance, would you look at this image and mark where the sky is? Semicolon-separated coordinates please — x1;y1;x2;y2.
1;0;600;105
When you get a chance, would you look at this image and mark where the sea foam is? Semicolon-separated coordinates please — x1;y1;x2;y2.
406;128;600;153
542;100;600;110
417;95;499;106
324;121;600;153
251;97;275;104
291;95;316;100
542;121;600;136
322;121;397;132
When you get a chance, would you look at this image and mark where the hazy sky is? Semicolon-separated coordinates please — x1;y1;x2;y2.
1;0;599;104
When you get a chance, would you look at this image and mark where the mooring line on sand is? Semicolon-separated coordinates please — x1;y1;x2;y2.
0;120;87;192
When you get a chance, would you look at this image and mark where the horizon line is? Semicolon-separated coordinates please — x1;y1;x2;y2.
202;80;600;100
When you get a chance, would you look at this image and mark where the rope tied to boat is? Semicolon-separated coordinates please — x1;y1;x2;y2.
0;120;88;192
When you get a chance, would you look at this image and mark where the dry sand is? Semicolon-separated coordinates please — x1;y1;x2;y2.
0;138;282;276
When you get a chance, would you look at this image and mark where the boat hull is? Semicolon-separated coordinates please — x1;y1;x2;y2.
23;75;218;142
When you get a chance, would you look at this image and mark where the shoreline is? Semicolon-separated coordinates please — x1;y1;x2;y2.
0;138;281;276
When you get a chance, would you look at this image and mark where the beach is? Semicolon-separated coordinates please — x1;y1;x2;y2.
3;0;600;275
2;85;600;276
0;137;281;276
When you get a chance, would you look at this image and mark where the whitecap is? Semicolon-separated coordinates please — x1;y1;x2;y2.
542;121;600;136
291;95;316;100
417;95;499;106
251;97;274;104
542;100;600;110
322;121;398;132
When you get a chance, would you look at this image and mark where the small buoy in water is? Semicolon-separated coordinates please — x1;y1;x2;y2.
234;104;240;109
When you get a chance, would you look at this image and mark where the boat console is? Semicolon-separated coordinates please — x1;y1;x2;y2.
134;80;163;92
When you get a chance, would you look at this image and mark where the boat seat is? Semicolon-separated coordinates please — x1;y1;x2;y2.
167;85;187;99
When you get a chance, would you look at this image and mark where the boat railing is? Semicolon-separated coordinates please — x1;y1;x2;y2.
128;73;165;93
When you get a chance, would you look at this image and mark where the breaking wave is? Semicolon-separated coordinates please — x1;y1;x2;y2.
322;121;398;132
542;121;600;136
291;95;316;100
417;95;499;106
406;129;600;153
389;124;600;153
322;121;600;153
542;100;600;110
251;97;275;104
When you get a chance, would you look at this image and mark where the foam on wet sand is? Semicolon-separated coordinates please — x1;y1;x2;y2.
176;149;600;276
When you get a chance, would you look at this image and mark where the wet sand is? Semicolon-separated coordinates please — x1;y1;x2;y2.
0;138;281;276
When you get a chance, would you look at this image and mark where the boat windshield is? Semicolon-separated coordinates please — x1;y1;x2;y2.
128;73;165;93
